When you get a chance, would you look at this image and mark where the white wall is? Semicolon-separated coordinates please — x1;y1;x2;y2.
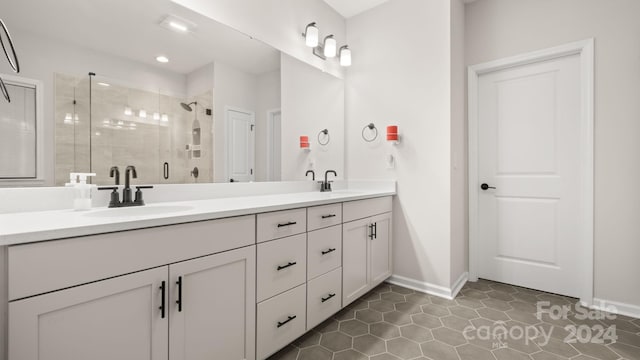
212;61;258;182
465;0;640;308
255;70;282;181
281;54;344;181
346;0;453;288
172;0;346;78
186;63;215;98
3;30;188;186
450;0;467;285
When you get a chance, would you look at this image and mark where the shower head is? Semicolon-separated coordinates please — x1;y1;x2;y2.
180;101;197;112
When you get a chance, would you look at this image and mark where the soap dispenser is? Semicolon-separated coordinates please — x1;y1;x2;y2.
66;172;97;211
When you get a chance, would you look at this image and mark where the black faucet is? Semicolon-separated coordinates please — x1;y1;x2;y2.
319;170;337;192
305;170;315;180
98;165;153;208
109;166;120;185
123;166;137;203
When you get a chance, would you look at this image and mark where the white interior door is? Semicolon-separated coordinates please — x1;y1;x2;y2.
476;53;584;297
267;110;281;181
226;108;255;182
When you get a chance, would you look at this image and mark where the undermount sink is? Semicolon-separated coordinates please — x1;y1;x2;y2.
84;205;194;218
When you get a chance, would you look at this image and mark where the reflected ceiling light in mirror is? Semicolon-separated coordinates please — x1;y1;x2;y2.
303;22;319;47
124;106;133;116
161;114;169;122
153;112;160;121
156;55;169;63
339;45;351;67
97;82;110;87
323;35;337;58
117;120;124;126
138;109;147;118
64;113;73;125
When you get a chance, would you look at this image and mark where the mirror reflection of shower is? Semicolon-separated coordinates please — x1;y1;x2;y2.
180;101;201;158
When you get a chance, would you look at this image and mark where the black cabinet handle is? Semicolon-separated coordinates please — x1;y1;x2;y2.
321;293;336;303
322;248;336;255
163;162;169;180
176;276;182;312
368;224;374;240
159;281;166;319
277;315;297;328
277;261;297;271
277;221;297;228
373;222;377;239
481;183;496;190
321;214;336;219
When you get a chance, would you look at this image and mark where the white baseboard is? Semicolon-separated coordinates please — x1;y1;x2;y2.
591;297;640;319
387;272;469;300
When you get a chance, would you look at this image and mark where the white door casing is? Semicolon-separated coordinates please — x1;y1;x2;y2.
266;109;281;181
468;40;594;303
225;107;255;182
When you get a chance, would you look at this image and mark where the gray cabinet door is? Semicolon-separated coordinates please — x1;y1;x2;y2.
342;217;370;307
169;246;256;360
9;267;168;360
370;212;392;287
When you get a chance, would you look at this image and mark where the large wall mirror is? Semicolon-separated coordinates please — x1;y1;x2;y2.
0;0;344;186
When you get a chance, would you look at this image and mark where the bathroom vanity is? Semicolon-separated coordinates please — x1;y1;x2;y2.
0;187;394;360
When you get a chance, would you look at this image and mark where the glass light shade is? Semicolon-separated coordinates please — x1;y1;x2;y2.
324;35;336;58
124;107;132;116
340;46;351;67
305;23;319;47
138;109;147;118
161;114;169;122
153;112;160;120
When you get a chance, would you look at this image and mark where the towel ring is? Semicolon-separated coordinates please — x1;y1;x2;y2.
362;123;378;142
0;19;20;73
318;129;330;146
0;77;9;103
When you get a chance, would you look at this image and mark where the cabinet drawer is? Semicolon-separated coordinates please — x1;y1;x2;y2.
343;196;392;222
257;208;306;243
8;215;255;301
307;225;342;280
307;267;342;330
257;234;306;302
256;284;306;360
307;203;342;231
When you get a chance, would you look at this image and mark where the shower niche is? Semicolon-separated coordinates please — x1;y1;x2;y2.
54;72;213;185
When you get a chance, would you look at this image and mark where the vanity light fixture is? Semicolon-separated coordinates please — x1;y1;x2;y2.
64;113;73;125
323;35;337;58
153;112;160;121
161;114;169;122
97;82;110;87
156;55;169;63
387;125;399;144
303;22;319;47
117;120;124;126
138;109;147;118
124;107;133;116
339;45;351;67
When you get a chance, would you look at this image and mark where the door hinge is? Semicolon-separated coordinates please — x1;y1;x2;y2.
250;169;253;175
251;124;255;131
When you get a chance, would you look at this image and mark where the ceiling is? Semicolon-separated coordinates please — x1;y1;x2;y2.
0;0;280;76
323;0;391;18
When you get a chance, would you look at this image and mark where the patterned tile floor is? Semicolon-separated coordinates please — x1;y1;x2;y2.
268;279;640;360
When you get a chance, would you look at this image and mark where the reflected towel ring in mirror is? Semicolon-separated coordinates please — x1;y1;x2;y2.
0;19;20;73
318;129;330;146
362;123;378;142
0;77;9;103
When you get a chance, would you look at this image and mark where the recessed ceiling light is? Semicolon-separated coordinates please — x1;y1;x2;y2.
97;82;110;87
169;21;188;32
156;55;169;63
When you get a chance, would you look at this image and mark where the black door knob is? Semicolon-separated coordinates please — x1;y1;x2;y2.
481;183;496;190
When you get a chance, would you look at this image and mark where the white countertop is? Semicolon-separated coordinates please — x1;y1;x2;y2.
0;189;395;246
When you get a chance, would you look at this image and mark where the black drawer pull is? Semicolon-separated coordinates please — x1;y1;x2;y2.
321;248;336;255
321;214;336;219
176;276;183;312
159;281;166;319
277;261;297;271
321;293;336;303
277;221;297;228
277;315;297;328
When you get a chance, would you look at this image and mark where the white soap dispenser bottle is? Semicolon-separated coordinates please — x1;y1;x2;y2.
66;172;96;211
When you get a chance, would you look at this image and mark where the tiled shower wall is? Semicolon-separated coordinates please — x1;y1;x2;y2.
55;73;213;186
